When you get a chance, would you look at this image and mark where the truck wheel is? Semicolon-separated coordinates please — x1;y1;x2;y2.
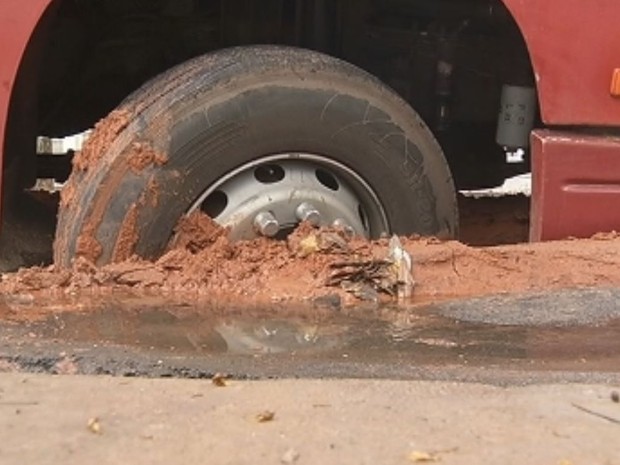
54;46;457;267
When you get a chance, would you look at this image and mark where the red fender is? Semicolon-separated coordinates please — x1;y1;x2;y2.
502;0;620;126
0;0;54;202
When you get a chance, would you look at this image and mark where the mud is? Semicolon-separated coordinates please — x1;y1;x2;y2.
109;160;168;264
74;222;103;264
172;211;229;253
59;109;131;231
110;204;140;263
146;177;160;208
3;198;620;319
70;110;130;173
47;106;536;308
126;142;168;174
57;109;170;267
65;137;168;266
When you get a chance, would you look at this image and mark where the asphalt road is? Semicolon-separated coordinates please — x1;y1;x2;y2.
1;287;620;464
1;287;619;385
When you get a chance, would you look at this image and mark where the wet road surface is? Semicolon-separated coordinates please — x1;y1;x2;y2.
1;288;620;384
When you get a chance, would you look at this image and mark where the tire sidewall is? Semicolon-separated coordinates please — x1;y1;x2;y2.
56;47;457;264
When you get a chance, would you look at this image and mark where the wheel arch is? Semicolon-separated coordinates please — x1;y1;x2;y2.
0;0;58;204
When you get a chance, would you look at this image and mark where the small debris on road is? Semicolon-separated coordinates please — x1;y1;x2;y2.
387;235;415;301
293;227;350;258
87;417;102;434
280;448;300;464
326;236;414;301
211;373;228;387
611;391;619;403
53;357;78;375
408;450;439;462
0;360;19;372
296;234;320;258
327;259;394;295
256;410;275;423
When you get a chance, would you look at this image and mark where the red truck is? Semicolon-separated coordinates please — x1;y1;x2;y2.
1;0;619;269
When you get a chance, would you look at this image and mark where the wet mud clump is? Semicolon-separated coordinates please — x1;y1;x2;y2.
70;110;131;174
59;109;130;210
5;208;620;316
111;204;140;263
126;142;168;174
2;213;396;307
172;212;228;254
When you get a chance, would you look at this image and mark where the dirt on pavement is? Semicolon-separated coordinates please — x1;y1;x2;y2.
4;107;608;323
2;192;620;321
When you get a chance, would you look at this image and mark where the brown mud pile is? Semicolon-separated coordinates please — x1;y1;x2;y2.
3;208;620;316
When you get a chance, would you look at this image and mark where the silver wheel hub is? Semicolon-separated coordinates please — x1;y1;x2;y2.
190;154;388;241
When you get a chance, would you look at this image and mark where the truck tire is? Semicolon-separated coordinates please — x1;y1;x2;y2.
54;46;457;267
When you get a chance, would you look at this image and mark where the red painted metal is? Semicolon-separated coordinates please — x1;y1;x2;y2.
611;69;620;98
530;130;620;241
0;0;54;201
503;0;620;126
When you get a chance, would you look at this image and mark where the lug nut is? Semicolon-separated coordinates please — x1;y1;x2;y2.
332;218;355;236
296;202;321;226
254;211;279;237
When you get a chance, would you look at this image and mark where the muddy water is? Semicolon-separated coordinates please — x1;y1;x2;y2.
18;289;620;373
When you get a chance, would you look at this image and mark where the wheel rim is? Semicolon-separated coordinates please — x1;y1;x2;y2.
188;153;390;240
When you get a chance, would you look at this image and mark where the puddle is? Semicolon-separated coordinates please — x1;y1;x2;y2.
20;291;620;372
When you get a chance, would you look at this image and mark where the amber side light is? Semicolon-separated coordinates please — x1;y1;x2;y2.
611;69;620;97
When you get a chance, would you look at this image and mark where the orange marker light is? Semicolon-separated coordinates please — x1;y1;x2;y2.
612;69;620;97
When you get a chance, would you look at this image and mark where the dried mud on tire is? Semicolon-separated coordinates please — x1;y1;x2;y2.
54;46;458;268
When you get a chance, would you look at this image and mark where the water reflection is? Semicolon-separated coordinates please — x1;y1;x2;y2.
25;301;620;369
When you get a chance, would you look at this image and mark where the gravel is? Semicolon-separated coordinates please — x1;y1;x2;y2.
437;288;620;327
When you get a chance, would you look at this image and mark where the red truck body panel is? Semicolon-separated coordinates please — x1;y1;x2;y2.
531;131;620;241
503;0;620;126
0;0;52;182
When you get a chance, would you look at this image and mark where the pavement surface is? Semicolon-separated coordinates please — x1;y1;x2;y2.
1;287;620;464
0;373;618;465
